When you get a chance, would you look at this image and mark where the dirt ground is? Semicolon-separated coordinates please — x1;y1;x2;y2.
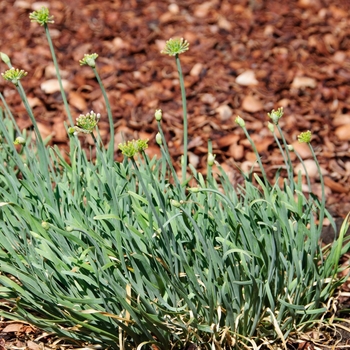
1;0;350;348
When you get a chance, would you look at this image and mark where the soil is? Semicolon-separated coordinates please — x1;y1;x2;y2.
0;0;350;348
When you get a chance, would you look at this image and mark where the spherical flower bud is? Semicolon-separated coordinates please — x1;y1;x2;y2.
0;52;10;65
207;153;216;166
181;155;185;165
68;127;76;135
14;136;25;145
155;109;162;121
287;144;294;152
41;221;50;230
235;116;245;128
187;187;200;193
156;132;162;145
297;130;312;144
170;199;182;208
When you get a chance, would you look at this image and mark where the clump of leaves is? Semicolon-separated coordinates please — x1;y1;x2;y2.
0;7;349;350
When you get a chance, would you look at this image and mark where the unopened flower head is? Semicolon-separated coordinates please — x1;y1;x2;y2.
161;38;189;56
29;7;54;26
118;139;149;158
208;152;216;166
170;199;182;208
268;107;284;125
14;136;25;145
155;109;162;121
297;130;312;144
79;53;99;68
68;127;76;135
0;52;10;65
74;110;100;134
156;132;162;145
41;221;50;230
2;67;28;85
235;116;245;128
187;187;200;193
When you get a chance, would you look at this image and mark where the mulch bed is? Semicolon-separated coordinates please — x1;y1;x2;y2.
1;0;350;348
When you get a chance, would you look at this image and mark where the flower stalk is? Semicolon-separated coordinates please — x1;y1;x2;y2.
29;7;73;126
80;53;115;161
161;38;190;183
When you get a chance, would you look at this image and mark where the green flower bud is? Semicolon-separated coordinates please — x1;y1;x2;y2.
2;67;28;85
79;53;99;68
297;130;312;143
208;152;216;166
161;38;189;56
180;155;185;165
170;199;182;208
29;7;54;26
235;116;245;128
268;107;284;125
68;127;76;135
14;136;25;145
0;52;10;65
155;109;162;121
187;187;200;193
156;132;162;145
287;144;294;152
65;226;73;232
41;221;50;230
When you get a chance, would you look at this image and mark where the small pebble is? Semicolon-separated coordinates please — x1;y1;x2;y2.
291;76;317;89
294;159;326;178
335;124;350;141
190;63;203;77
168;3;179;14
236;70;258;86
216;105;232;121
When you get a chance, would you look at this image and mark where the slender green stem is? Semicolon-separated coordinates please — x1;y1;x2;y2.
15;82;57;186
44;24;73;126
242;127;268;183
294;152;311;192
16;84;43;145
275;125;294;190
308;144;325;235
175;54;188;183
0;93;21;136
157;121;182;192
92;67;114;161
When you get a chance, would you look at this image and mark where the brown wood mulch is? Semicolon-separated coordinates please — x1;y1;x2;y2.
1;0;350;348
